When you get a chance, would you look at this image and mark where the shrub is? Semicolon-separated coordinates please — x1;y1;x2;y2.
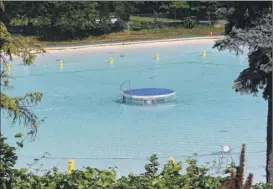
1;135;270;189
184;17;197;29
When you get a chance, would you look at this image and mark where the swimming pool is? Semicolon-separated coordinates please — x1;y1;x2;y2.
2;39;267;183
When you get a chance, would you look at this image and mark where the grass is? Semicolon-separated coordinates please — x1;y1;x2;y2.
129;16;179;23
20;26;224;46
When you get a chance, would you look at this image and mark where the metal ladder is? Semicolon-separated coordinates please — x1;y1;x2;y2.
120;80;131;93
120;80;131;103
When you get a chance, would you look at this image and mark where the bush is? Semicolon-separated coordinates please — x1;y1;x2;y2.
130;20;153;31
1;135;270;189
252;183;273;189
130;20;186;31
184;17;197;29
9;155;224;189
111;20;127;32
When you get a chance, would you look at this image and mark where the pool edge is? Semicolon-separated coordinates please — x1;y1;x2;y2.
44;36;224;51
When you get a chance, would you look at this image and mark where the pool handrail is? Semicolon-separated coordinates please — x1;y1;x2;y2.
120;80;131;93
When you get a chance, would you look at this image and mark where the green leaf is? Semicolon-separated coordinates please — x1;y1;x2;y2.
20;168;28;174
78;184;84;189
1;182;7;189
16;142;24;148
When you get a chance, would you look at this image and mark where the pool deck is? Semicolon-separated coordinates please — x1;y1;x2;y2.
44;35;224;51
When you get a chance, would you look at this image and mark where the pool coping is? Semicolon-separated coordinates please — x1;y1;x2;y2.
44;35;224;51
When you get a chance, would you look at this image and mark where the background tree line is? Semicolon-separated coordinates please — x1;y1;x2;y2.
2;1;231;41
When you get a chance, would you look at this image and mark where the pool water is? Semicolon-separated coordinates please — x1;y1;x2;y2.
1;40;267;183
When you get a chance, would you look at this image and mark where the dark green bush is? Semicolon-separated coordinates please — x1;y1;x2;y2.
1;136;270;189
184;17;197;29
130;20;186;31
130;20;154;31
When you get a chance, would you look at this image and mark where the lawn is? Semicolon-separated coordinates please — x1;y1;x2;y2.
129;16;179;23
19;26;224;46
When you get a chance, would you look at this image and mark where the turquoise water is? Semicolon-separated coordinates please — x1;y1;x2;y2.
2;40;266;183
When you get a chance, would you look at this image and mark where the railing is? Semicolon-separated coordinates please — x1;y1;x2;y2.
120;80;131;93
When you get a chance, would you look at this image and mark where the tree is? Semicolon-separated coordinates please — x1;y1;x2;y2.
112;2;141;22
0;23;44;140
36;2;99;40
204;1;219;25
172;1;191;19
213;2;272;184
0;2;44;187
223;1;271;34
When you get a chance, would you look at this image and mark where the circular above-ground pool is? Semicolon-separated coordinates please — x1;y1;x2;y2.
121;88;176;105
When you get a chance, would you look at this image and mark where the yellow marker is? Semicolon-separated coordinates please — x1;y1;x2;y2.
168;156;175;163
201;51;206;57
5;64;11;72
67;159;75;175
59;60;63;68
155;54;160;60
109;57;114;64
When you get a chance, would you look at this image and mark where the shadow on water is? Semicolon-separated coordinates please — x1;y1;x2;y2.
112;99;178;108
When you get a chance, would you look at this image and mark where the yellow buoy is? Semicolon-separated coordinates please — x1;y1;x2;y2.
67;159;75;175
201;51;206;57
109;57;114;64
168;156;175;163
155;54;160;60
59;60;63;68
5;64;11;72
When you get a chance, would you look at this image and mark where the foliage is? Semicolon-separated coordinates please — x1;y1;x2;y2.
112;2;142;22
252;183;273;189
213;1;272;184
1;135;269;189
158;1;218;23
130;20;182;31
184;17;197;29
4;1;138;40
0;135;18;189
3;1;225;41
1;143;224;189
37;2;101;40
214;13;272;98
0;22;44;140
0;2;44;188
224;2;272;35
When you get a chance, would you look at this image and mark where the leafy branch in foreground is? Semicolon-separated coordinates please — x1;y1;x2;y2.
1;93;44;140
1;132;270;189
213;13;272;98
0;141;268;189
0;18;45;140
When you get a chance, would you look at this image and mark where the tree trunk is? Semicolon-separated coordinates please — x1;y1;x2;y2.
266;73;273;184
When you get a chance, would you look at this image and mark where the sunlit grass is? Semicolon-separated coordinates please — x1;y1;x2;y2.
16;26;224;46
129;16;178;22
